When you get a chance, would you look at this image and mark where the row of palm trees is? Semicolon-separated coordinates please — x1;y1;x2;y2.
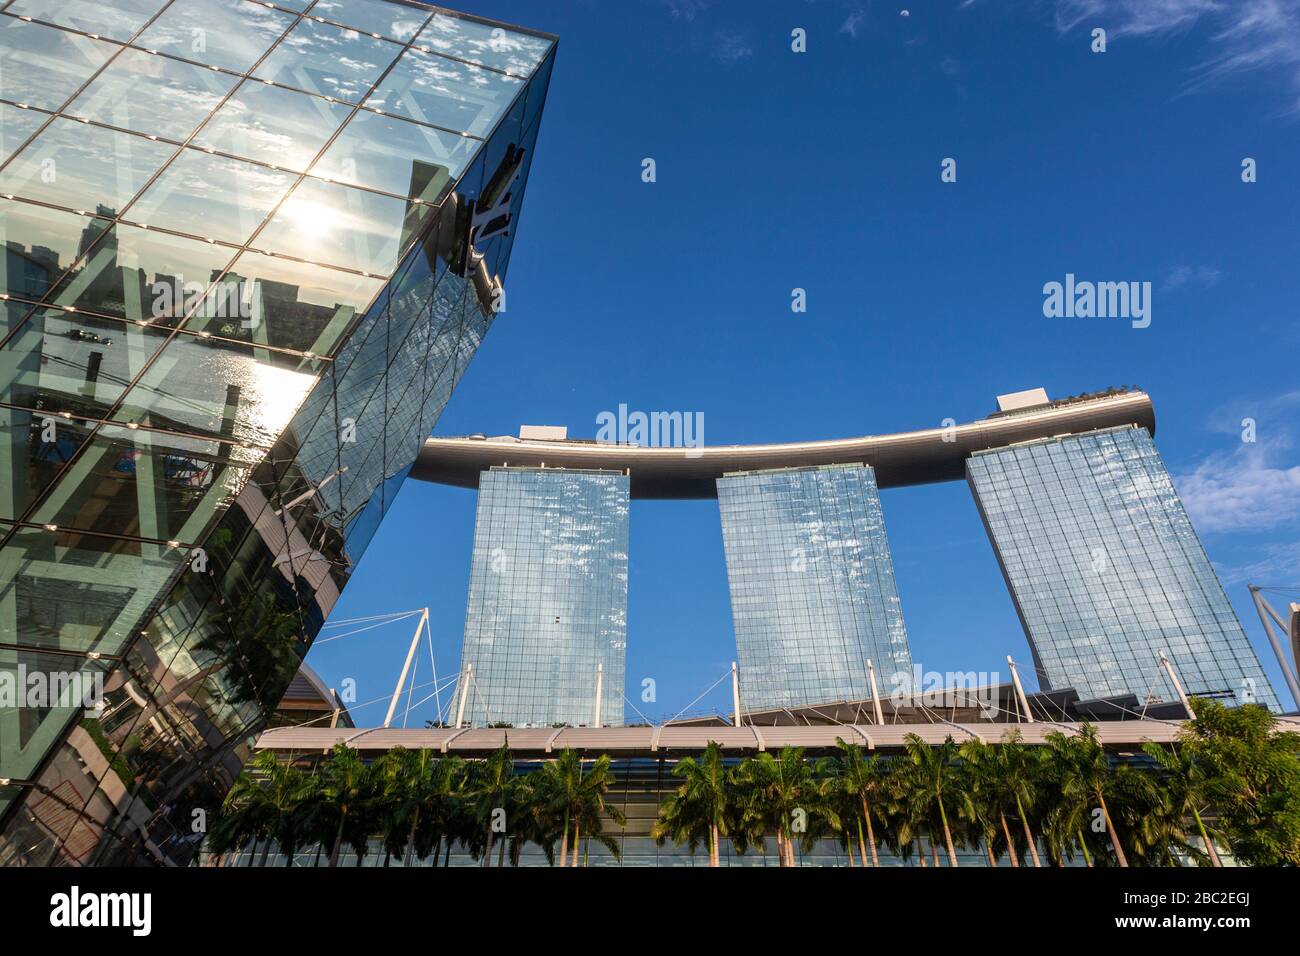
209;743;624;867
209;701;1300;867
656;729;1177;867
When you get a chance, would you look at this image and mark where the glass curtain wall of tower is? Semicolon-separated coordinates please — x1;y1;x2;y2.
967;426;1280;711
717;464;913;712
460;467;629;728
0;0;556;866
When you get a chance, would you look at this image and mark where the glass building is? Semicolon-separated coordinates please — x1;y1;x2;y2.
717;464;913;711
460;467;629;728
968;426;1280;711
0;0;556;865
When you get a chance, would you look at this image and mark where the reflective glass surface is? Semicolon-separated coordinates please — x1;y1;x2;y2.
192;80;353;174
0;118;175;212
253;18;400;102
717;464;914;711
310;108;475;202
127;148;296;245
0;0;555;866
418;12;552;77
0;104;46;164
65;48;239;141
366;47;523;136
968;427;1281;711
462;468;629;728
312;0;430;41
0;18;115;111
135;0;295;73
6;0;162;42
253;177;421;274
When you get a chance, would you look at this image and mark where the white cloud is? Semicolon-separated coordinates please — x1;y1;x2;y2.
1053;0;1300;111
840;10;866;38
1162;263;1223;291
1217;541;1300;585
1174;391;1300;532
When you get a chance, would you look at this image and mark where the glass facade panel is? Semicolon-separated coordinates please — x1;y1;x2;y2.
0;18;115;111
461;467;629;728
7;0;162;42
0;118;175;212
48;221;239;321
311;0;431;42
252;177;422;274
967;427;1280;711
191;80;354;173
0;104;46;164
418;12;552;77
310;108;476;202
366;48;524;137
253;18;401;102
717;464;914;711
64;48;238;141
135;0;295;73
0;308;171;418
113;333;327;448
127;148;296;245
0;0;556;867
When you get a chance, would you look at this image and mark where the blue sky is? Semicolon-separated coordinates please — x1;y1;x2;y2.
305;0;1300;726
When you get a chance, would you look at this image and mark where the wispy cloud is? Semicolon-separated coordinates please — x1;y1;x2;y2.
940;56;962;75
712;30;753;64
660;0;710;22
1162;263;1223;291
1053;0;1300;112
1174;391;1300;533
1217;541;1300;586
840;9;867;38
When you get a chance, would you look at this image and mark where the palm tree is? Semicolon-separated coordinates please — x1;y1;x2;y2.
411;755;470;865
955;738;1004;866
651;740;731;866
819;739;884;866
1140;742;1222;866
997;730;1044;867
372;748;437;866
1044;725;1129;866
471;742;517;867
537;749;625;866
732;747;830;867
898;734;961;866
317;743;375;867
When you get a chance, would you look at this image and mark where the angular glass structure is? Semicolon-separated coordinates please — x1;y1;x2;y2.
460;467;629;728
0;0;556;865
968;427;1280;711
717;464;913;711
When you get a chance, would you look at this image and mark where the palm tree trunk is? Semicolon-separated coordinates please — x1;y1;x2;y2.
1014;793;1041;867
861;795;879;867
776;830;786;868
571;819;581;867
916;837;927;867
498;836;506;868
785;829;796;867
329;813;347;868
1193;808;1222;867
559;810;570;867
932;841;940;867
1077;828;1093;867
999;813;1020;867
483;827;495;868
856;817;868;868
258;838;272;867
711;824;721;867
938;799;959;866
404;808;420;867
1097;792;1128;867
